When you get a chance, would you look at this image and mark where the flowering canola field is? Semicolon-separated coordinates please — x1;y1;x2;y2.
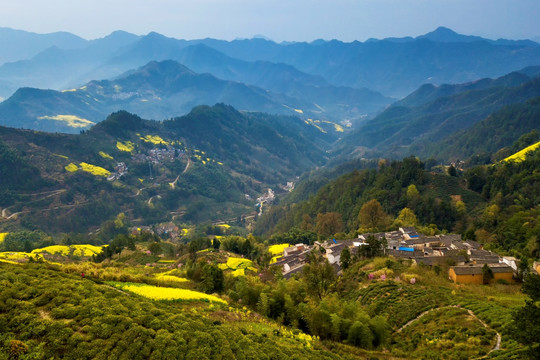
111;282;226;304
31;245;104;257
80;162;111;177
268;243;289;255
116;141;135;152
155;274;189;283
503;141;540;162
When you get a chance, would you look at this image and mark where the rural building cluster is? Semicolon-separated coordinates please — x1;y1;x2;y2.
132;148;184;164
271;227;517;283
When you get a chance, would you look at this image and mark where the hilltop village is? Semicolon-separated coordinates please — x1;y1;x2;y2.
271;227;519;284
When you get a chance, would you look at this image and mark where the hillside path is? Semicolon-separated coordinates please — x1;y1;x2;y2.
169;157;191;190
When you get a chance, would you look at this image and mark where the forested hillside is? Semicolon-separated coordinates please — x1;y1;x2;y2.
0;105;332;233
258;149;540;259
421;98;540;162
256;157;481;236
336;72;540;161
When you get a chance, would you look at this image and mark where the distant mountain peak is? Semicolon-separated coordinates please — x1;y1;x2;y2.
142;31;172;41
143;59;193;72
417;27;486;43
431;26;458;35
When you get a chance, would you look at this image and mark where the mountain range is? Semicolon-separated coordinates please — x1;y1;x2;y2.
0;59;387;133
1;26;539;101
334;67;540;161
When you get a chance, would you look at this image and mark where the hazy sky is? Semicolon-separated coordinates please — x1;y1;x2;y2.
2;0;539;42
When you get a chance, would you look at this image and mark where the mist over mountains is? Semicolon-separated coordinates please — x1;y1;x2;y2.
0;26;539;163
1;26;539;99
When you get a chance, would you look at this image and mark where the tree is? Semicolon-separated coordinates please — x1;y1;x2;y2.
148;242;162;255
510;274;540;359
454;200;467;217
522;273;540;301
465;166;487;193
393;208;418;228
9;340;28;360
200;264;224;294
347;321;373;349
302;251;336;300
315;212;344;238
212;238;221;250
358;235;386;258
482;264;493;284
340;248;351;270
300;214;314;231
358;199;389;232
406;184;420;199
369;315;391;348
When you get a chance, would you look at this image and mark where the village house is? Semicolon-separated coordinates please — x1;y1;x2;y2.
469;249;500;264
501;256;519;272
399;226;419;239
283;244;307;257
271;244;311;279
449;264;514;284
324;242;348;265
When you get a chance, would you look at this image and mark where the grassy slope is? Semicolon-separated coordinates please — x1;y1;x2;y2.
0;262;346;360
0;248;529;359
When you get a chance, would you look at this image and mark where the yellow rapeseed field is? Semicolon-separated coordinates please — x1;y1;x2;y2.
226;257;253;270
99;151;114;160
155;274;189;283
138;134;170;145
117;283;227;304
31;245;104;257
65;163;79;172
0;251;44;263
116;141;135;152
231;268;245;277
333;123;344;132
503;141;540;163
0;233;7;244
37;115;95;128
268;243;290;256
0;252;30;261
79;162;111;177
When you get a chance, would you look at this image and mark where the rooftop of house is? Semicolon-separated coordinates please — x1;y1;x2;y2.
439;248;462;257
358;232;386;241
470;249;497;257
473;256;501;264
399;227;419;237
387;249;424;258
451;264;513;275
463;240;482;249
283;263;305;279
326;243;347;254
438;234;462;246
385;231;403;240
403;237;430;245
